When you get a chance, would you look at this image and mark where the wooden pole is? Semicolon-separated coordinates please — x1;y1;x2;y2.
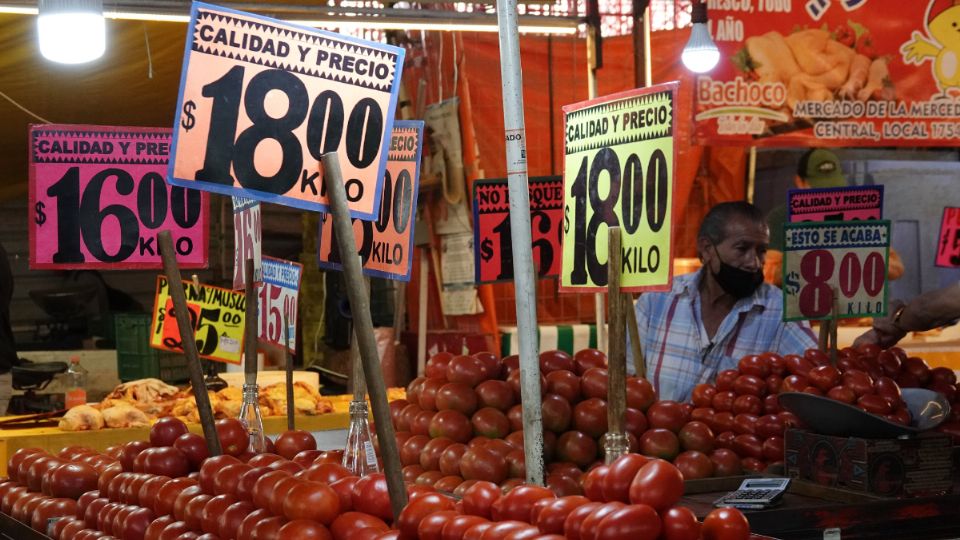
416;253;429;376
604;227;628;463
244;260;258;389
158;231;222;456
321;153;407;519
830;287;839;365
283;311;294;431
625;297;645;378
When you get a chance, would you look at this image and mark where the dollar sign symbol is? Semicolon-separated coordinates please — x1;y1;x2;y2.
181;101;196;131
563;206;570;233
34;201;46;226
480;238;494;262
785;271;800;295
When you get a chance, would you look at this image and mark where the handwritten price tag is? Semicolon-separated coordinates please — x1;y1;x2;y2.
232;197;262;289
473;176;563;283
318;120;423;280
151;276;245;364
259;257;302;351
782;221;890;321
29;124;208;270
169;2;405;220
787;185;884;223
935;207;960;268
560;84;677;292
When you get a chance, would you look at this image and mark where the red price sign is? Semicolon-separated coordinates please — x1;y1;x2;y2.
473;176;563;283
782;221;890;321
258;257;302;351
232;197;262;289
935;207;960;268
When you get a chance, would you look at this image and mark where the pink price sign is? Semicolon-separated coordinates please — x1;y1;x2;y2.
936;207;960;268
29;124;208;270
787;186;884;224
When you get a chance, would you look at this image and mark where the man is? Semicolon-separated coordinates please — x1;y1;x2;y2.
763;149;903;285
629;201;817;402
854;282;960;348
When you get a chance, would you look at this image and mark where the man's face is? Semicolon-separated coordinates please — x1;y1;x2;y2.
700;217;769;273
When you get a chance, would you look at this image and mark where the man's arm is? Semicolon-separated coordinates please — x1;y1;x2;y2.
855;282;960;348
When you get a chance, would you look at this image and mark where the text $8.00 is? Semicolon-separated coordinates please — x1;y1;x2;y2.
798;249;885;317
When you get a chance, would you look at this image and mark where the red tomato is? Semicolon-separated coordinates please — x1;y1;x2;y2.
275;430;318;460
638;428;680;460
172;433;208;471
732;375;766;397
475;380;516;412
579;502;625;540
447;355;487;387
471;408;512;439
546;370;582;403
660;506;701;540
533;495;590;534
150;417;190;447
732;434;763;459
417;510;458;540
330;512;389;540
215;418;250;456
497;484;555;522
142;447;190;478
144;515;175;540
119;441;151;472
440;515;487;540
329;476;358;512
396;493;456;540
628;459;684;512
646;401;690;433
436;383;479;416
277;519;333;540
282;480;340;524
425;353;454;380
738;355;770;378
754;414;786;439
420;437;455;471
678;421;715;453
626;377;657;411
580;368;609;400
784;354;814;377
573;398;609;438
198;454;242;494
460;447;508;484
154;477;198;517
580;465;608;502
574;349;607;374
299;462;351;484
596;503;661;540
732;414;758;435
827;385;857;404
762;436;785;462
807;365;841;392
8;448;43;483
540;350;576;373
711;391;736;412
842;370;876;397
600;453;648;502
691;384;717;408
542;393;574;433
715;370;739;392
45;462;98;499
555;431;598;468
473;352;502;380
781;374;809;393
182;492;212;531
858;394;893;415
563;501;602;540
352;473;393;522
674;450;715;479
701;507;750;540
438;443;468;477
32;497;77;533
732;395;762;416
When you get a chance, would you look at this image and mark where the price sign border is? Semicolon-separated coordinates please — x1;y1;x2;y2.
149;274;246;364
558;82;679;294
786;185;885;223
471;175;564;284
316;119;424;281
781;219;891;322
28;123;210;270
260;255;303;351
935;206;960;269
167;1;406;221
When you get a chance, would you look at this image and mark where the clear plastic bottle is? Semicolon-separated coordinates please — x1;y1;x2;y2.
342;400;379;476
238;383;267;453
64;355;88;409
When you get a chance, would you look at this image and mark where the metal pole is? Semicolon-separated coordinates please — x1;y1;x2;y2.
495;0;544;486
321;153;407;519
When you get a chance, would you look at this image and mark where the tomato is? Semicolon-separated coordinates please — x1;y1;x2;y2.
419;437;455;471
454;479;495;518
436;383;479;416
477;520;536;540
250;515;289;540
646;401;690;433
415;471;444;487
8;448;43;483
475;380;516;411
277;519;333;540
82;496;108;528
858;394;893;415
677;421;715;453
780;374;808;393
691;384;717;408
710;391;735;412
51;516;80;540
842;370;876;397
638;428;680;460
580;368;609;400
578;502;626;540
214;500;253;539
459;446;508;484
447;355;487;387
215;418;250;456
498;484;555;522
119;441;151;472
595;503;661;540
701;507;750;540
439;515;487;540
396;492;456;539
28;456;64;492
541;394;574;433
574;349;606;374
212;462;253;498
150;417;189;447
275;430;318;460
45;462;98;499
529;495;587;534
434;443;467;477
33;497;77;533
732;434;763;459
827;385;857;404
198;454;242;494
425;352;454;380
153;477;197;517
330;512;389;540
471;408;512;439
282;480;340;524
626;377;657;411
563;501;602;540
737;355;769;378
732;414;758;435
783;354;814;377
628;459;683;511
352;473;392;522
599;453;647;502
473;352;502;380
545;370;581;403
144;515;175;540
142;446;191;478
765;375;783;395
732;375;766;398
731;395;762;416
182;492;212;531
874;376;904;408
555;431;598;468
674;450;715;479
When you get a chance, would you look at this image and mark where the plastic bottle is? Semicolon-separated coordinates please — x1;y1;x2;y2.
64;355;88;409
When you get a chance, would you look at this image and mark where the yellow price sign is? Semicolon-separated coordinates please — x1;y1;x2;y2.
150;275;246;364
560;84;677;292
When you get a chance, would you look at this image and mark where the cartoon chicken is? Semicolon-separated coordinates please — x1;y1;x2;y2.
901;0;960;97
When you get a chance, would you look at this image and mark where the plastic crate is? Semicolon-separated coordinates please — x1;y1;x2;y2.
114;313;190;383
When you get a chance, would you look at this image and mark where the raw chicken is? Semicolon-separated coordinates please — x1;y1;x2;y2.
58;405;105;431
102;403;151;428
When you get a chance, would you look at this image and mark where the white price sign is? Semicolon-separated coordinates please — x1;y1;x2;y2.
259;256;302;351
233;196;262;289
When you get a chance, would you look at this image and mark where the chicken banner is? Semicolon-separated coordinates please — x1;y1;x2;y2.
695;0;960;147
151;276;245;365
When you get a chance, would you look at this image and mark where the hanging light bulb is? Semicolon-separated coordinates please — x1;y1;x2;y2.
37;0;106;64
681;1;719;74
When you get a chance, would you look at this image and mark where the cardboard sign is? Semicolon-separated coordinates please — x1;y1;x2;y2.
787;185;884;223
317;120;423;280
169;2;405;220
560;84;677;292
935;207;960;268
258;257;302;351
782;221;890;321
29;124;208;269
232;197;262;289
151;275;245;364
694;0;960;147
473;176;563;283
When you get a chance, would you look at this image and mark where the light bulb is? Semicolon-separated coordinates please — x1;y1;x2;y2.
681;2;719;74
37;0;105;64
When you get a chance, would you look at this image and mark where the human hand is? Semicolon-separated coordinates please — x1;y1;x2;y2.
862;300;908;349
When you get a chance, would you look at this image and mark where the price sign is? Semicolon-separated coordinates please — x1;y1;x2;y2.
259;257;302;351
318;120;423;280
560;84;677;292
936;207;960;268
169;1;405;220
782;221;891;321
150;276;245;364
29;124;208;270
473;176;563;283
232;197;262;289
787;186;884;223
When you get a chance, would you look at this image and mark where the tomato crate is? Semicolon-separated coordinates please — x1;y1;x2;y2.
114;313;190;383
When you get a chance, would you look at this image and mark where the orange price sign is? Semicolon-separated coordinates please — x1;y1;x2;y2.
169;2;405;220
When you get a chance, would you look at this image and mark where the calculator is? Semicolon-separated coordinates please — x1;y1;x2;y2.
713;478;791;510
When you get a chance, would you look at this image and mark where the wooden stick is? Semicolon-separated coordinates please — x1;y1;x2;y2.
158;231;222;456
625;295;645;378
322;153;407;519
416;252;429;376
605;227;628;462
283;311;294;431
830;287;839;366
244;259;258;389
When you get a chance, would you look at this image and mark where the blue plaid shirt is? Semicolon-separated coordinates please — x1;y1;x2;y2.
627;269;817;402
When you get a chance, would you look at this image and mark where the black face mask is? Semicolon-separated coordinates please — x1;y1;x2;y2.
711;246;764;299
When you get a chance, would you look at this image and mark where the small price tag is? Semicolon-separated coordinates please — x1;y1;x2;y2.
259;257;302;352
935;207;960;268
560;84;677;292
232;197;262;289
473;176;563;283
787;185;884;223
29;124;208;269
151;275;246;364
782;221;891;321
169;2;405;219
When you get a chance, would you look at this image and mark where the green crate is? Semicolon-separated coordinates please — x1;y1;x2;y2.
115;313;190;383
